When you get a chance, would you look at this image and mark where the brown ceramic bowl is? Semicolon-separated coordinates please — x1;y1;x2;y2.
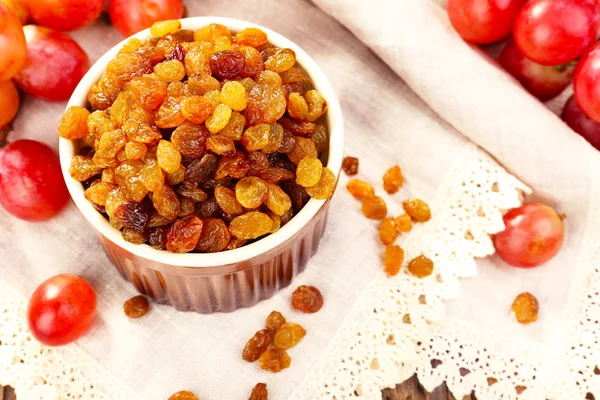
58;17;344;313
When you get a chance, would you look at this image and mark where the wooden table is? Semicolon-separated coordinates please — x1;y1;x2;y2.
2;376;475;399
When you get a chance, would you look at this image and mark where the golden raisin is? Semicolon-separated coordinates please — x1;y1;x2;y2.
235;28;268;47
342;156;359;175
258;348;291;373
296;157;323;188
194;23;232;43
305;90;328;122
383;165;404;194
69;155;102;181
157;140;182;173
84;181;116;206
403;199;431;222
206;135;236;156
384;245;404;277
248;383;268;400
287;92;309;120
236;177;269;208
268;212;281;233
395;214;413;233
122;228;148;244
58;106;90;139
244;84;286;125
362;196;387;220
256;70;283;87
150;19;182;36
206;103;232;134
242;123;270;151
379;218;398;245
138;158;165;192
265;311;286;333
127;75;167;111
291;285;324;313
188;74;221;95
125;142;147;160
305;167;336;200
168;391;199;400
154;60;186;82
242;328;271;362
274;322;306;349
155;96;186;128
407;255;434;278
214;35;233;51
171;122;208;159
229;212;273;239
512;292;539;324
265;182;292;216
219;111;246;140
152;184;180;219
220;81;248;111
287;136;317;165
123;295;150;318
214;186;243;215
261;122;284;154
265;48;296;73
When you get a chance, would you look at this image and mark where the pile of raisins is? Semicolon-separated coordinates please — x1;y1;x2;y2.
242;285;323;376
60;21;336;253
344;162;435;278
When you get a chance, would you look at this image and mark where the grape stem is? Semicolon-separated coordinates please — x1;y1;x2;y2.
555;60;579;72
0;124;12;148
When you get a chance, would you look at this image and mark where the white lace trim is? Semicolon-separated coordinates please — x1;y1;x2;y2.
289;144;535;400
0;280;136;400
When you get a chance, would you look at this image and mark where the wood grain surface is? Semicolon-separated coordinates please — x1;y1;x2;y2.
2;376;476;400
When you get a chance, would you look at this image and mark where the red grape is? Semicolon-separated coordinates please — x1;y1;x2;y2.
498;39;575;101
447;0;525;44
514;0;600;66
27;274;96;347
574;43;600;123
24;0;103;31
0;80;20;129
494;202;565;268
1;0;28;24
0;140;70;221
13;25;89;102
109;0;185;38
0;2;26;81
561;95;600;150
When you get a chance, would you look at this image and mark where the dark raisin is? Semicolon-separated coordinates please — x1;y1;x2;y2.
210;50;244;80
277;128;296;153
166;43;186;62
247;151;270;175
185;153;219;184
196;197;220;218
279;117;316;136
148;226;169;250
114;201;150;230
280;180;310;212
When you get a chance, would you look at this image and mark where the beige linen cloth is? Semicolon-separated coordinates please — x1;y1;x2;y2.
1;0;598;399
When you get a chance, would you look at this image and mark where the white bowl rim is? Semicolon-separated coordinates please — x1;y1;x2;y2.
59;16;344;268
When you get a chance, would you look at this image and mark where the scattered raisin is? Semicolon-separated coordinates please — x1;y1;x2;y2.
248;383;268;400
258;348;291;373
407;255;434;278
265;311;286;333
242;328;271;362
403;199;431;222
342;156;359;175
384;245;404;277
379;218;398;245
362;196;387;220
346;179;374;200
274;322;306;349
512;292;539;324
123;295;150;318
383;165;403;194
395;213;413;233
291;285;324;313
167;391;199;400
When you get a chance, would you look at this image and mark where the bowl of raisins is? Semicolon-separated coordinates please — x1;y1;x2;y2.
58;17;343;313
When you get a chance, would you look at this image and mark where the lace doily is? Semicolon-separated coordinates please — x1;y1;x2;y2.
0;280;136;400
290;145;534;399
